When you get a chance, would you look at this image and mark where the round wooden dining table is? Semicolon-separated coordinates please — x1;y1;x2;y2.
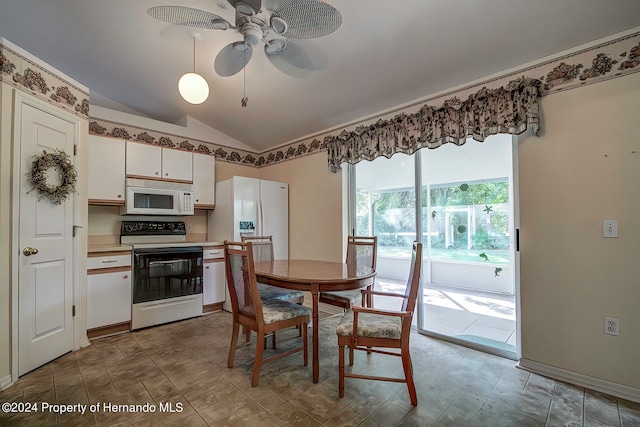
253;259;376;383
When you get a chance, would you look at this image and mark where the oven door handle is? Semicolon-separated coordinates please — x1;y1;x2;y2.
149;260;185;266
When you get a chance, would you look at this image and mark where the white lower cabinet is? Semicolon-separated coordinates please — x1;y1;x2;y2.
87;270;132;329
203;246;225;307
87;251;132;332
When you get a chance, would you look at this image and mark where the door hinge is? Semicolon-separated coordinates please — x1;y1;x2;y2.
73;144;78;156
72;305;76;317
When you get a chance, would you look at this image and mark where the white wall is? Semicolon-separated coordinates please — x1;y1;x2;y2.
519;73;640;392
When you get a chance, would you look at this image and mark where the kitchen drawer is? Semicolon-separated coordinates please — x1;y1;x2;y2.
203;246;224;260
87;251;132;270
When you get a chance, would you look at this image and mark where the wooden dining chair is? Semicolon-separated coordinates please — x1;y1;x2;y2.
241;235;305;348
336;241;422;406
224;241;309;387
241;235;305;305
319;236;377;309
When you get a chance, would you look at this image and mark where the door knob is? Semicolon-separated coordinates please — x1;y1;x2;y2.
23;247;39;256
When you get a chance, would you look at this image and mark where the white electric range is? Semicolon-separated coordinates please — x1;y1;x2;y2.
121;221;203;330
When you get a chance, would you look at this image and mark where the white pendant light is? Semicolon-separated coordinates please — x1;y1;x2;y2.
179;35;209;104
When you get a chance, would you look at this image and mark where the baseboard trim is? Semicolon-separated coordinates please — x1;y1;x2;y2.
518;358;640;403
0;374;13;391
87;322;131;339
203;302;223;313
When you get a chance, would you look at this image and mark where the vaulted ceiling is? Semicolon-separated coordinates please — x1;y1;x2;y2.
1;1;638;151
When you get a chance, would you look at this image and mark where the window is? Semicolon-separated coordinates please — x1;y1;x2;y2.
426;179;510;264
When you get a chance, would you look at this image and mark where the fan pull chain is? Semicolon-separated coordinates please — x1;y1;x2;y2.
241;47;248;107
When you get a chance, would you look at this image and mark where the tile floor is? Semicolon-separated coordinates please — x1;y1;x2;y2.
376;278;517;352
1;311;639;426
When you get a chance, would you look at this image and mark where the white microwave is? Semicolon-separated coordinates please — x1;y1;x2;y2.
123;178;194;216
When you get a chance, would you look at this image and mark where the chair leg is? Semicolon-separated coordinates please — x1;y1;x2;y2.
348;341;354;366
401;347;417;406
302;322;308;366
338;342;345;398
244;326;251;343
252;331;266;387
228;322;240;368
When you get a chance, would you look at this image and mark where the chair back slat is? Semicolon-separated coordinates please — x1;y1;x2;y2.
224;241;262;321
242;235;274;262
402;241;422;313
346;236;377;269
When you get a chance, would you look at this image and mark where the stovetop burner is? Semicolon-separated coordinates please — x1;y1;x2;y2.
120;221;188;246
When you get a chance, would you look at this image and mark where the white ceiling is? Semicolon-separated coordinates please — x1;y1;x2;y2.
1;1;639;152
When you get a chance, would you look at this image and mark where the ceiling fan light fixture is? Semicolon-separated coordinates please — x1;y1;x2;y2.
233;41;251;52
235;1;257;16
178;72;209;104
270;16;288;35
211;19;230;30
265;39;286;55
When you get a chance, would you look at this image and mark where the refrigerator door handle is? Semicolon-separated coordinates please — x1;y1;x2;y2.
257;199;264;236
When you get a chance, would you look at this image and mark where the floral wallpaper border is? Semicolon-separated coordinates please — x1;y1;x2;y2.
87;30;640;169
0;43;90;119
88;118;329;166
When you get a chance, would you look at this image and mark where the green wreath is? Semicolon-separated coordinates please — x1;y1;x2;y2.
29;149;77;205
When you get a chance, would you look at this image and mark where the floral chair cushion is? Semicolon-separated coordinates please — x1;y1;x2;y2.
262;299;310;325
336;309;402;340
320;289;362;305
258;283;304;302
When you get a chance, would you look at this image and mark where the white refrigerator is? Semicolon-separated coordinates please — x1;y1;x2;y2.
208;176;289;311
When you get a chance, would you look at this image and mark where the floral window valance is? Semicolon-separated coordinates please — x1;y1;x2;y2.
326;77;543;172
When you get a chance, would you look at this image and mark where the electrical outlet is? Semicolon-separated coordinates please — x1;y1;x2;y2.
604;317;619;336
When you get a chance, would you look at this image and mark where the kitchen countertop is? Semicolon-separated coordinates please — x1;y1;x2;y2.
88;241;224;253
87;244;132;254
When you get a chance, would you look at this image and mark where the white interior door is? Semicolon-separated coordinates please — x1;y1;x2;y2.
18;102;76;375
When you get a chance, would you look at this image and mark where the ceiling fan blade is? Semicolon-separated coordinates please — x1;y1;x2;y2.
214;42;253;77
148;6;231;30
272;0;342;39
263;0;295;11
265;40;327;78
227;0;262;15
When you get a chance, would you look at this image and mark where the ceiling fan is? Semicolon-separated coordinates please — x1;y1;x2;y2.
148;0;343;77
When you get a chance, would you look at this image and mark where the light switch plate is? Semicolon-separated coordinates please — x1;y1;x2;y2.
603;220;618;238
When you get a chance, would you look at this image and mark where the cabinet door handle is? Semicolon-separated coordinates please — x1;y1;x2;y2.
155;171;159;175
123;275;129;279
205;266;210;269
117;194;122;198
165;172;168;176
101;259;118;263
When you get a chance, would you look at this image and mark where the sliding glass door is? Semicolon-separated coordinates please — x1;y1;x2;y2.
350;135;519;358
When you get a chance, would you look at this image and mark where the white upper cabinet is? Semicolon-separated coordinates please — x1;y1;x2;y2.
88;135;126;205
126;141;192;182
162;148;193;182
126;141;162;179
193;152;215;208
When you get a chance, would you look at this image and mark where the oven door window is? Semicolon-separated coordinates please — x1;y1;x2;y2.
133;192;174;210
133;247;203;304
